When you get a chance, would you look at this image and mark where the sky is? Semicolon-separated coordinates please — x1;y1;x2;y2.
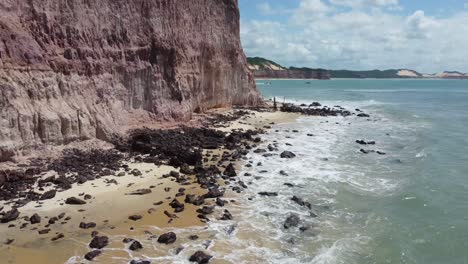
239;0;468;73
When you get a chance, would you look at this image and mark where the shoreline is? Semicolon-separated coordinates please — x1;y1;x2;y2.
0;108;301;264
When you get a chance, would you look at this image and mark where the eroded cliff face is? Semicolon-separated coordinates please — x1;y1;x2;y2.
0;0;260;161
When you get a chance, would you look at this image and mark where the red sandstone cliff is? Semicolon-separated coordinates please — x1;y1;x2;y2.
0;0;260;161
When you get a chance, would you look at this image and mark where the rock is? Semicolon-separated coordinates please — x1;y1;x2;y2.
30;213;41;224
89;236;109;249
169;199;184;211
356;140;367;145
127;189;152;195
357;113;370;117
189;251;213;264
48;217;58;224
280;151;296;158
216;198;226;207
130;260;151;264
38;229;51;234
84;250;101;261
220;210;233;220
80;222;97;229
1;209;20;223
157;232;177;244
310;102;322;107
39;190;57;200
189;235;199;240
202;189;224;199
65;197;86;205
258;192;278;197
291;196;312;210
4;239;14;245
129;240;143;251
377;151;386;155
284;214;300;229
51;233;65;241
360;149;370;154
84;194;93;200
196;206;214;215
224;163;237;177
128;215;143;221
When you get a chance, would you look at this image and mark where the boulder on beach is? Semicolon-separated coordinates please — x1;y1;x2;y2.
84;250;101;261
157;232;177;244
1;209;20;223
89;236;109;249
280;151;296;158
284;214;300;229
189;251;213;264
65;197;86;205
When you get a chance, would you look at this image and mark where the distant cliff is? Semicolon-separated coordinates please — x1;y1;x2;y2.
247;57;468;80
247;57;330;80
0;0;261;161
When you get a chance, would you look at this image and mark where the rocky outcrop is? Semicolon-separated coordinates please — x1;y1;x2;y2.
0;0;260;161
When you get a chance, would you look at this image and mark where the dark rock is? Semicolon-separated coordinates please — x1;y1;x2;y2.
291;196;312;210
377;151;386;155
280;151;296;158
39;190;57;200
284;214;300;229
357;113;370;117
30;213;41;224
157;232;177;244
84;250;101;261
51;233;65;241
196;206;214;215
220;210;233;220
188;235;199;240
128;215;142;221
65;197;86;205
216;198;226;207
48;216;58;224
127;189;152;195
4;239;14;245
258;192;278;196
1;209;20;223
202;188;224;199
130;260;151;264
38;229;51;234
189;251;213;264
224;163;237;177
80;222;97;229
89;236;109;249
129;240;143;251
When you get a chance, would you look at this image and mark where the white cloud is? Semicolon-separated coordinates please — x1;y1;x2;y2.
329;0;400;9
257;2;274;15
241;0;468;72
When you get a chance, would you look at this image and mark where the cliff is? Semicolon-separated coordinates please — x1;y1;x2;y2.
0;0;260;161
247;57;330;80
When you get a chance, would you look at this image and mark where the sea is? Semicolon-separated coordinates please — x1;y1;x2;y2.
194;79;468;264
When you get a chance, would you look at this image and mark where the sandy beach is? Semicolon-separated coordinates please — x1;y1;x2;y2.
0;108;300;264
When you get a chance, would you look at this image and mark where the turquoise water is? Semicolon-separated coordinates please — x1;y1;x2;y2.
249;79;468;263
